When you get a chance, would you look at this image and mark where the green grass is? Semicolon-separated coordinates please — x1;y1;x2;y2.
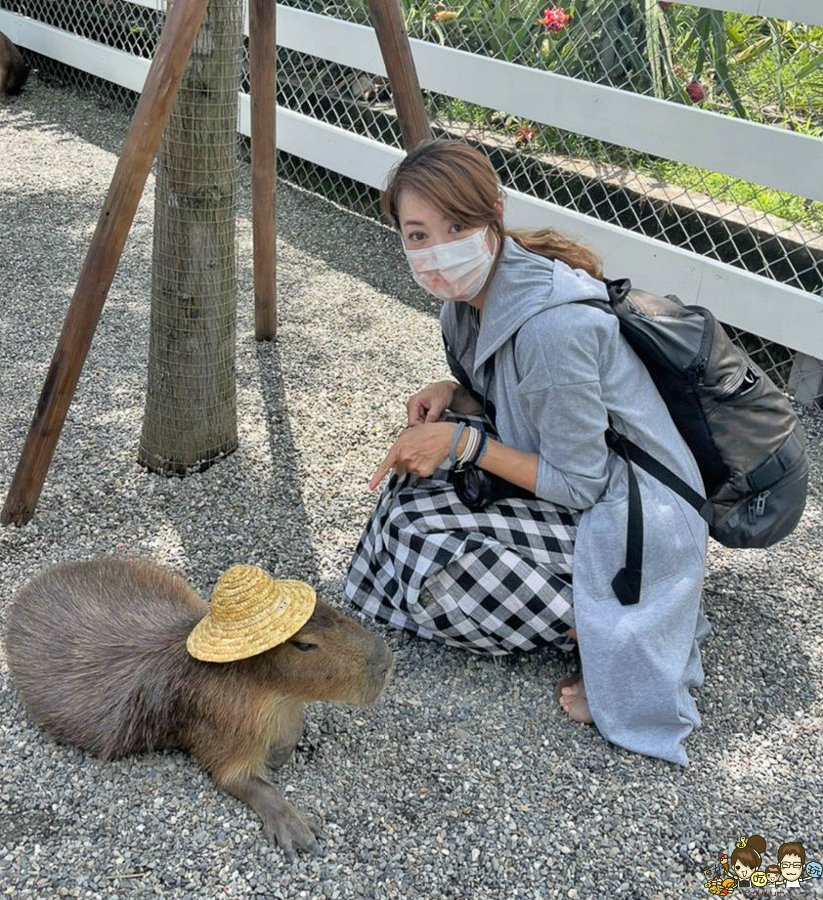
640;160;823;233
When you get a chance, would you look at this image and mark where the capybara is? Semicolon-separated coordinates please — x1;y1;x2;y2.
4;557;393;856
0;32;29;96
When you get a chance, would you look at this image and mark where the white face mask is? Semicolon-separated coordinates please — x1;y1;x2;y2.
403;226;495;302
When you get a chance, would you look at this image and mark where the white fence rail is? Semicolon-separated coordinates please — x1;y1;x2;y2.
277;8;823;203
1;2;822;368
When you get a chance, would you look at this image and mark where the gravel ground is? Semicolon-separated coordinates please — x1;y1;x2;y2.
1;79;822;900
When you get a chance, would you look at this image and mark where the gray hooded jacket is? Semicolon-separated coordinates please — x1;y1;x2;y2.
441;236;710;766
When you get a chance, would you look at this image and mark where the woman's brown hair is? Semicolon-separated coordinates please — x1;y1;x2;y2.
381;140;603;280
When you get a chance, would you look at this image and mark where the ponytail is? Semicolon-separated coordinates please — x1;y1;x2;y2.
508;228;603;280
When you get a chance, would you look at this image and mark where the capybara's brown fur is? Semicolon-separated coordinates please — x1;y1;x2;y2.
4;557;393;855
0;32;29;96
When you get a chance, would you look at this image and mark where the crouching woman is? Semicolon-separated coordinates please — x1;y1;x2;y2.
345;139;710;766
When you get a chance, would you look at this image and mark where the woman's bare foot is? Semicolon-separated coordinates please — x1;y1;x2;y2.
556;673;594;724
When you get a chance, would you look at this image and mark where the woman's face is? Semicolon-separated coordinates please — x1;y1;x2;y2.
396;189;499;303
734;861;753;879
396;190;486;250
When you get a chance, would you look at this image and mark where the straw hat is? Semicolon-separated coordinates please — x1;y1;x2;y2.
187;564;316;663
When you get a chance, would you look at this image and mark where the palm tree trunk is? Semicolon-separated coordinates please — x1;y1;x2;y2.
139;0;241;475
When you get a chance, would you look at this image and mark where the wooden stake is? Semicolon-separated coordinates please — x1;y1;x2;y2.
250;0;278;340
1;0;213;527
367;0;432;150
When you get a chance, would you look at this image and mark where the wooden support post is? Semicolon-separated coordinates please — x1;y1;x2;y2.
250;0;278;340
1;0;213;527
367;0;432;151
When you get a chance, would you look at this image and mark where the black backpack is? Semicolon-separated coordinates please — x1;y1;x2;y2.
590;278;809;606
443;278;809;607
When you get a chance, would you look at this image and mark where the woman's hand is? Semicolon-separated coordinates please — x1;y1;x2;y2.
369;423;457;490
406;381;458;426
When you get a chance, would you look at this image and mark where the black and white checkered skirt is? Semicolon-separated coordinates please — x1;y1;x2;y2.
344;463;581;656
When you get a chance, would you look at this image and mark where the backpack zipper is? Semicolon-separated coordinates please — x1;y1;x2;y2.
747;490;771;524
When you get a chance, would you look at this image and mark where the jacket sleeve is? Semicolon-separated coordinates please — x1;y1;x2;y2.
514;307;614;510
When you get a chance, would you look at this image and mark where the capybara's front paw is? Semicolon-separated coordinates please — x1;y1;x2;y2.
262;795;323;858
220;774;324;858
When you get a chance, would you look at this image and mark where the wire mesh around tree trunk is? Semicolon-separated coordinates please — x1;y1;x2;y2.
137;0;242;475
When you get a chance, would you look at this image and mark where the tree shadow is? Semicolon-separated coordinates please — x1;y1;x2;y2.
255;172;442;324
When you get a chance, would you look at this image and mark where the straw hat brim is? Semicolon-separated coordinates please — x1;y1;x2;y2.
187;575;316;663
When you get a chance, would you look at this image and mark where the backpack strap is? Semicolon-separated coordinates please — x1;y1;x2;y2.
605;429;713;607
747;427;806;491
442;331;497;424
607;433;644;607
606;430;713;523
442;332;473;393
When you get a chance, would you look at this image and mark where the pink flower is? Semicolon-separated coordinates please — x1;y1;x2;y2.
686;80;706;103
537;6;569;32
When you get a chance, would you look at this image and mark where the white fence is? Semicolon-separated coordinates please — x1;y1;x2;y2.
1;0;822;399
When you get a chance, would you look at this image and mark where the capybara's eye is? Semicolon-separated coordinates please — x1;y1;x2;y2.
290;641;318;652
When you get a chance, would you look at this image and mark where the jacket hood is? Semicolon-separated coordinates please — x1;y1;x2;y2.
472;236;609;374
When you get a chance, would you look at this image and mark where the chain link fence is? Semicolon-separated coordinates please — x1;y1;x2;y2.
3;0;821;401
1;0;159;107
